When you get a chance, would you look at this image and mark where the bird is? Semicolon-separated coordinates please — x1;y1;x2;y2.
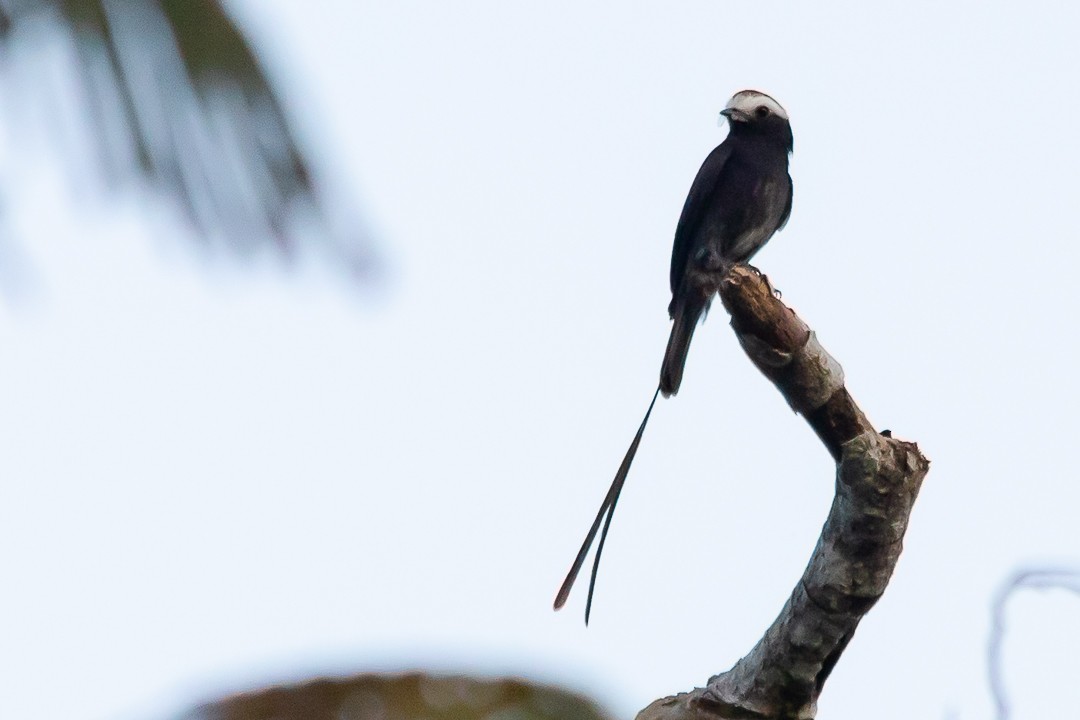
554;90;794;624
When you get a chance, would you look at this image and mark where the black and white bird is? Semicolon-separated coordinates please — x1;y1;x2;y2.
554;90;794;623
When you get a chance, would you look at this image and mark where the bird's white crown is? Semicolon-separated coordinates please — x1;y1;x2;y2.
725;90;788;120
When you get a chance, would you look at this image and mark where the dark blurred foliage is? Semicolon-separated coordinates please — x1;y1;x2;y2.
181;672;614;720
0;0;376;280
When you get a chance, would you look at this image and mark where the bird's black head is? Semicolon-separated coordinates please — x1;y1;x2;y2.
720;90;794;153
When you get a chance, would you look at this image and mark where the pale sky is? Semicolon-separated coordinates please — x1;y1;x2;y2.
2;2;1080;719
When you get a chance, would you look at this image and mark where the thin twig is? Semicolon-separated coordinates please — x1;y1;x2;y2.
987;567;1080;720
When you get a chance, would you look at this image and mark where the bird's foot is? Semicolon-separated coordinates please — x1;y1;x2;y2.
745;264;782;298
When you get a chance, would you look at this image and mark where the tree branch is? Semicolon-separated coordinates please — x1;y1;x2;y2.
638;267;930;720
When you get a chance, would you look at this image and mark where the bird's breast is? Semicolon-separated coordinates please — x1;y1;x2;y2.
723;174;790;263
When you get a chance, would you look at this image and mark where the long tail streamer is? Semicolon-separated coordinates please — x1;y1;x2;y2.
554;385;662;624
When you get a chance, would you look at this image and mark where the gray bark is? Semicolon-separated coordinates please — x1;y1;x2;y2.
638;267;930;720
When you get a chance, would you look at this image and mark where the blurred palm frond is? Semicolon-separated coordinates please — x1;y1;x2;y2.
0;0;375;278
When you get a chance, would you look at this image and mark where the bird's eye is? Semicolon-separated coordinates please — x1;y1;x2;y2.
755;105;770;118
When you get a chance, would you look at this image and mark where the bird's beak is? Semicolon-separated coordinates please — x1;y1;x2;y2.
720;107;748;123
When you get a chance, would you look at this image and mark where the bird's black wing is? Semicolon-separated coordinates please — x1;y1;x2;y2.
670;141;734;296
776;172;794;232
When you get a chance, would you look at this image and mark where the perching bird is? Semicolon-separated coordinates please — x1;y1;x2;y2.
554;90;794;623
